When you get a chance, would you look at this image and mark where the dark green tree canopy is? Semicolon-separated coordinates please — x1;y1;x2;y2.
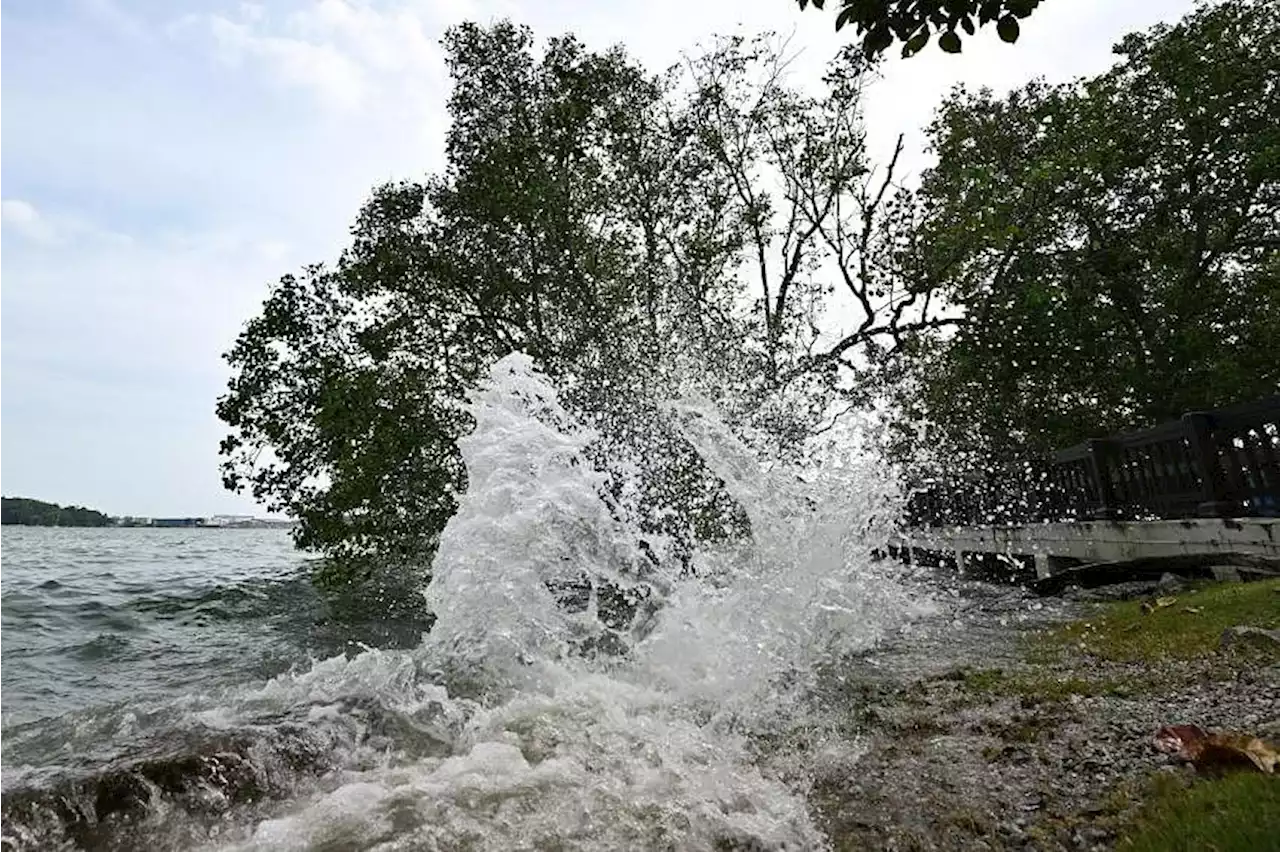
2;497;112;527
219;23;937;572
797;0;1043;57
895;0;1279;466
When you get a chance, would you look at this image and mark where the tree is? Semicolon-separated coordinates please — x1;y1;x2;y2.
896;0;1280;468
219;22;660;565
1;497;112;526
673;35;958;435
796;0;1043;58
218;22;946;576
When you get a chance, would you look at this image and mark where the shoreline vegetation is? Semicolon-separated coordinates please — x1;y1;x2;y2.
1;497;111;527
809;576;1280;851
0;496;294;529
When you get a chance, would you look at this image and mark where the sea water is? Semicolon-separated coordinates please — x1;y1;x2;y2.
1;353;937;851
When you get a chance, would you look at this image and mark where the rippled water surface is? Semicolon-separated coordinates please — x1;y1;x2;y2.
2;529;318;729
1;355;938;852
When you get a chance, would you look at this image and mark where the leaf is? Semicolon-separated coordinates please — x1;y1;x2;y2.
939;30;962;54
997;15;1020;43
1182;606;1203;614
902;29;930;58
1141;596;1178;614
862;25;894;55
1154;723;1205;757
978;0;1004;24
1154;725;1279;775
961;17;975;36
1008;0;1039;18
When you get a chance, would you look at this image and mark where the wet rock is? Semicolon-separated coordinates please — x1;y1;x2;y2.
1061;581;1159;603
0;716;353;852
1036;555;1280;596
1220;625;1280;652
570;627;632;659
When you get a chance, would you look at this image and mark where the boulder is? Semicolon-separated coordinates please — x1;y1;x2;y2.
1219;625;1280;652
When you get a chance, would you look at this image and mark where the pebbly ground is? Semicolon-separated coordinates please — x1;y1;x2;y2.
800;575;1280;852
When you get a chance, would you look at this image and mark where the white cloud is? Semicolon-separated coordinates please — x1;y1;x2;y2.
2;199;58;244
2;198;134;247
178;0;451;114
200;13;369;109
239;2;267;24
290;0;440;75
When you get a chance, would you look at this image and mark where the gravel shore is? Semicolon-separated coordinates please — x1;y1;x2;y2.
806;577;1280;851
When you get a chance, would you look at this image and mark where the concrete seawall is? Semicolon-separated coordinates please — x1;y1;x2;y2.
891;518;1280;579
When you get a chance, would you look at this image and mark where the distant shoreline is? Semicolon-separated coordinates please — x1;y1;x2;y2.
110;517;297;529
1;497;294;529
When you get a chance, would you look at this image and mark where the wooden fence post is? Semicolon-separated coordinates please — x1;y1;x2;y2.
1183;411;1234;517
1086;438;1122;520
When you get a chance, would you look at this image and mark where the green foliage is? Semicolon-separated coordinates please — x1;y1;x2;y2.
310;556;437;626
897;0;1280;466
1117;770;1280;852
1;497;112;527
219;21;667;564
219;23;941;579
796;0;1041;57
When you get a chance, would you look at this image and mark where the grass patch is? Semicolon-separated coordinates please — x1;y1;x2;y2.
1039;579;1280;663
1117;770;1280;852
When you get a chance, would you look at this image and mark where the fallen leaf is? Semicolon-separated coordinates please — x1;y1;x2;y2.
1154;723;1204;758
1153;724;1278;775
1183;606;1203;614
1141;596;1178;615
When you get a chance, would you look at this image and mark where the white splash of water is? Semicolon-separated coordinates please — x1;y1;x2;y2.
421;353;665;693
198;352;933;852
632;398;932;716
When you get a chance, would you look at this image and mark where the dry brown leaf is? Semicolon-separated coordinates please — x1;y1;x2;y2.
1141;596;1178;615
1153;724;1278;775
1154;723;1205;759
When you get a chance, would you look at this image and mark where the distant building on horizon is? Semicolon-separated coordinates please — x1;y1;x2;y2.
109;514;297;529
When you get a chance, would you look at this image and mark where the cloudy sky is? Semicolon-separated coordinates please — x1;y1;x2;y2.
1;0;1197;518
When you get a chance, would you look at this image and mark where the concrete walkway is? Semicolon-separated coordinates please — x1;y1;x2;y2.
892;518;1280;578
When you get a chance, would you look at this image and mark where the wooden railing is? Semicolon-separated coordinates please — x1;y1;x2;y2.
906;394;1280;527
